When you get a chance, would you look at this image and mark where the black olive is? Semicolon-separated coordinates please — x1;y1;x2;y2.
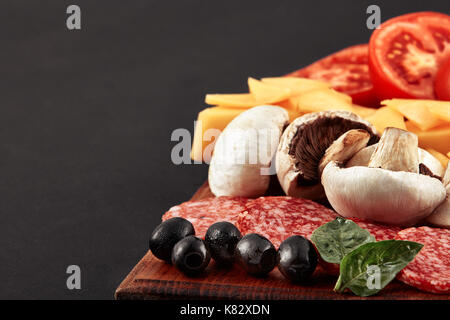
235;233;277;277
277;235;317;283
205;221;242;267
149;217;195;263
171;236;211;276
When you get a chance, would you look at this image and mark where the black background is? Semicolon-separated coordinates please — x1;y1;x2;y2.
1;0;448;300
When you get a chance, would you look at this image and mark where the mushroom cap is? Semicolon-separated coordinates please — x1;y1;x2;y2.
426;196;450;229
276;110;379;200
322;162;447;226
209;105;289;197
346;144;445;178
418;149;446;178
425;164;450;228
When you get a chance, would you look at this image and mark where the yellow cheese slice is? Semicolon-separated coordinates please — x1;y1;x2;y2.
247;77;291;103
191;106;247;162
291;88;353;113
382;99;447;131
285;108;303;122
205;78;292;108
350;104;377;118
406;121;450;155
365;107;406;134
261;77;330;95
428;104;450;122
425;148;449;168
205;93;260;108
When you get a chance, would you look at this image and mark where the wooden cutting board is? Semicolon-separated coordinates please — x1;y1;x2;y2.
115;181;449;300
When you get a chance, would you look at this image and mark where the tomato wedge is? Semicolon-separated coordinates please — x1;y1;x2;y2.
369;12;450;100
286;44;378;107
435;57;450;101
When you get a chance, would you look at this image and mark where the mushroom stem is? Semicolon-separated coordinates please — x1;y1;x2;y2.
346;143;445;178
368;127;419;173
318;129;370;177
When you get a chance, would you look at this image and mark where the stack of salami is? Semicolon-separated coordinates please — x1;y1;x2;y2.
162;196;449;294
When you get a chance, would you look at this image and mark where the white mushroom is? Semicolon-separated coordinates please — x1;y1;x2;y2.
276;110;379;200
417;149;446;178
346;144;445;178
322;127;447;226
425;164;450;229
318;129;371;177
208;105;289;197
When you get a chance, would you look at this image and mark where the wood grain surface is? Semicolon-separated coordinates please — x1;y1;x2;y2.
115;181;449;300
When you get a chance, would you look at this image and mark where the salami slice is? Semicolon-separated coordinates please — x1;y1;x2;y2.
395;227;450;294
162;196;249;237
349;218;401;241
236;196;338;248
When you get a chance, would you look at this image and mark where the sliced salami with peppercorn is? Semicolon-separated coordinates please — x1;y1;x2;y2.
350;218;402;241
236;196;338;248
395;227;450;294
162;196;249;238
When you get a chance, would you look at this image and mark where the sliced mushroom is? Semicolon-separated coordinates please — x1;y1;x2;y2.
345;144;376;167
425;164;450;229
368;128;419;173
418;149;445;179
318;129;371;177
209;105;289;197
346;143;445;178
322;127;447;226
276;110;379;200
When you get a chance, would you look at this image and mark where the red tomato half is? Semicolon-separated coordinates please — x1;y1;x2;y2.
435;57;450;101
369;12;450;100
287;44;378;107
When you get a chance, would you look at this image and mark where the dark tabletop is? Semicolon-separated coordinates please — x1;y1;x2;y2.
1;0;448;299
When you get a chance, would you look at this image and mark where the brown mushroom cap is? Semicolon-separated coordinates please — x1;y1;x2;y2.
276;110;379;200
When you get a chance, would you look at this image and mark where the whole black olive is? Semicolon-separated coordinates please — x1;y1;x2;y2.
235;233;277;277
171;236;211;276
205;222;242;267
149;217;195;263
277;235;317;283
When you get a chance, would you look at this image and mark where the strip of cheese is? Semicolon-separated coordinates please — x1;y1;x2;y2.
247;77;291;103
205;93;260;108
291;88;353;113
382;99;448;131
191;107;247;162
406;121;450;155
428;104;450;122
365;107;406;134
261;77;330;95
350;104;376;118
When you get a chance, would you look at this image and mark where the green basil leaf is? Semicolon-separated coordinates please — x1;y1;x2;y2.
334;240;423;297
311;217;375;264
